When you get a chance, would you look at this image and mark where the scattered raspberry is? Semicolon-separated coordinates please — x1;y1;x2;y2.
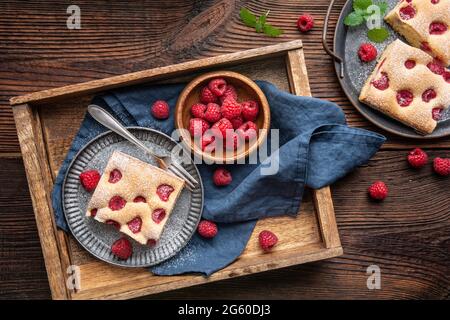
230;115;244;129
106;220;121;230
127;217;142;233
296;14;314;32
111;238;132;260
79;170;100;192
197;220;218;238
422;88;437;102
407;148;428;168
427;60;445;75
368;181;388;200
213;167;232;186
90;208;97;217
399;5;415;20
200;86;218;104
108;169;122;183
237;121;258;141
208;78;227;97
203;103;222;123
189;118;210;137
396;90;414;107
151;100;170;119
133;196;146;203
404;59;416;69
433;157;450;176
152;208;166;224
429;22;447;35
241;100;259;121
432;108;443;121
258;230;278;252
221;96;242;120
108;196;126;211
220;84;238;103
147;239;157;247
156;184;174;201
358;43;377;62
371;72;389;90
191;103;207;118
211;118;233;137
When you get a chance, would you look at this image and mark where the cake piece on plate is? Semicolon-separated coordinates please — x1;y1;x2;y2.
85;151;184;245
359;39;450;135
385;0;450;66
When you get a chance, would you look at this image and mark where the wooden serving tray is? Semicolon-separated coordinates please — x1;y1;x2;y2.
10;40;343;300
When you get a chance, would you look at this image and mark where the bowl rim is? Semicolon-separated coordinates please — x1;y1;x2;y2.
175;70;270;163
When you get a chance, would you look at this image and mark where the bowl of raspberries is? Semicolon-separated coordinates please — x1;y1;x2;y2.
175;71;270;163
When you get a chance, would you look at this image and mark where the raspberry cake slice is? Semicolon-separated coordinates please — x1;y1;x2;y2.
385;0;450;66
359;40;450;134
86;151;184;245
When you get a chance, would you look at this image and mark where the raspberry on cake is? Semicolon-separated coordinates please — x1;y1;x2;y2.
359;40;450;134
384;0;450;65
85;151;185;245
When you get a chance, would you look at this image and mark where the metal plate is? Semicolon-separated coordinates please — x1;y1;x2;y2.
333;0;450;139
62;127;203;268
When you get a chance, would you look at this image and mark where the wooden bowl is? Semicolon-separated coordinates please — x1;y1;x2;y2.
175;71;270;163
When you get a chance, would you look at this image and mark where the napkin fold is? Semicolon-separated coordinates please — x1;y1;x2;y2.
52;80;385;276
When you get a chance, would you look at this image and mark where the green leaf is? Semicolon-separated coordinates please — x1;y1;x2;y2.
353;0;373;10
263;23;283;37
344;11;364;26
367;27;389;42
239;8;257;28
259;11;268;25
376;1;388;15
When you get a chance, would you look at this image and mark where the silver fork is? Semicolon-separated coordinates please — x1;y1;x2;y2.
87;104;197;190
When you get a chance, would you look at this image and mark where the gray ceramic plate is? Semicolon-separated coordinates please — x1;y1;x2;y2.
325;0;450;139
62;127;203;268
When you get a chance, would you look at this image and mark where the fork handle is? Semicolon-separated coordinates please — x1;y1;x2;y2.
87;104;167;169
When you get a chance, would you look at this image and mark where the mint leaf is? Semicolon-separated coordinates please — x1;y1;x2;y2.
263;24;283;37
367;27;389;42
239;8;257;27
344;11;364;26
354;0;372;11
376;1;388;15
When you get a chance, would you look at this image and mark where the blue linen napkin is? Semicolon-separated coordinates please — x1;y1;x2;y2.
52;80;385;276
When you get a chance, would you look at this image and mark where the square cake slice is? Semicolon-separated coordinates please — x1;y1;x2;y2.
359;39;450;134
86;151;185;245
385;0;450;66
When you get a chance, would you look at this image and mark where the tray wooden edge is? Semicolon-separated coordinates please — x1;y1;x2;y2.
10;40;343;300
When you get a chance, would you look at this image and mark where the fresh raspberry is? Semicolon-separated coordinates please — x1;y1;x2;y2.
358;43;377;62
296;14;314;32
429;22;447;35
200;86;218;104
399;5;415;20
219;84;238;103
111;238;132;260
189;118;210;137
407;148;428;168
433;157;450;176
211;118;233;137
371;72;389;90
422;88;437;102
79;170;101;192
396;90;414;107
230;115;244;129
151;100;170;119
221;96;242;120
208;78;227;97
106;220;121;230
432;108;443;121
203;103;222;123
241;100;259;121
368;181;388;200
197;220;218;238
258;230;278;252
213;167;232;186
108;196;126;211
225;132;243;151
427;60;445;75
156;184;174;201
127;217;142;233
152;208;166;224
431;0;439;3
108;169;122;183
90;208;97;217
191;103;207;118
237;121;258;141
404;59;416;69
200;130;217;152
133;196;146;203
444;71;450;83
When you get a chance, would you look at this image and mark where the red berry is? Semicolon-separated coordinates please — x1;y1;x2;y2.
127;217;142;233
422;88;437;102
151;100;170;119
106;220;121;230
200;130;217;152
213;167;232;186
433;157;450;176
147;239;157;247
421;41;432;52
189;118;210;137
427;60;445;75
372;72;389;90
225;132;243;151
432;108;443;121
296;14;314;32
407;148;428;168
399;5;415;20
108;169;122;183
197;220;218;238
230;115;244;129
211;118;233;137
156;184;174;202
108;196;126;211
258;230;278;252
203;103;222;123
111;238;132;260
396;90;414;107
79;170;101;192
191;103;207;118
152;208;166;224
237;121;258;141
368;181;389;200
443;71;450;83
133;196;146;203
404;59;416;69
358;43;377;62
241;100;259;121
221;96;242;120
200;86;218;104
90;208;97;217
208;78;227;97
220;84;238;103
429;22;447;35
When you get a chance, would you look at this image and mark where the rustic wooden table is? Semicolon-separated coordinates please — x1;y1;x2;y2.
0;0;448;299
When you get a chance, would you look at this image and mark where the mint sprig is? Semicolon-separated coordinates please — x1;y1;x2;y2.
239;8;283;37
